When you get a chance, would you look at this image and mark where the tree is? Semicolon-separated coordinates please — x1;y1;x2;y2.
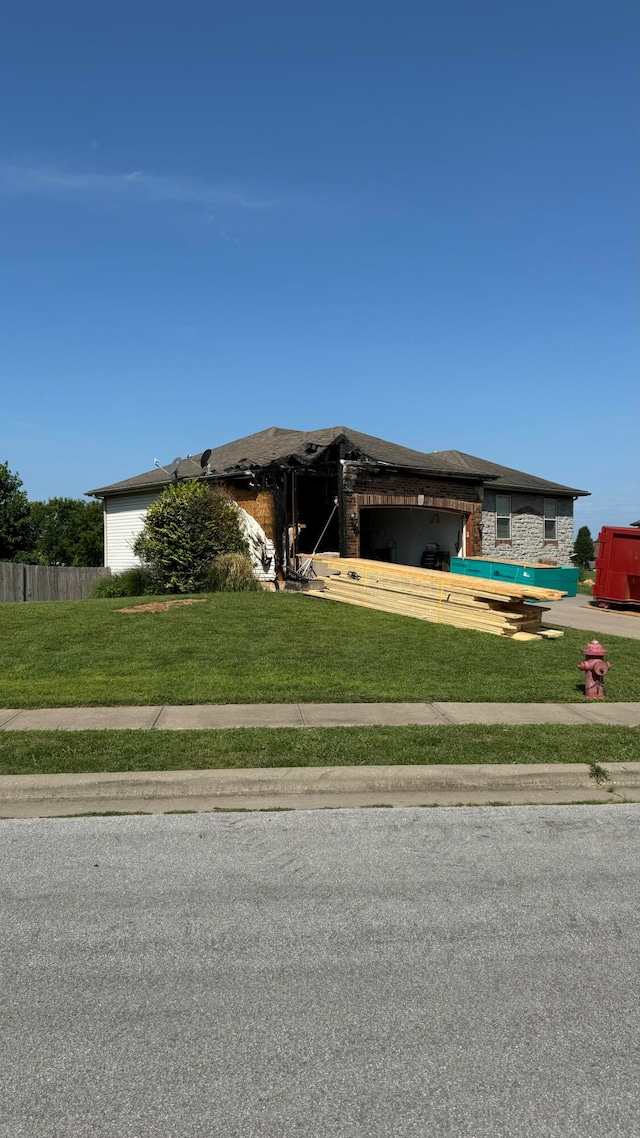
573;525;595;569
134;481;248;593
0;461;34;561
28;498;104;566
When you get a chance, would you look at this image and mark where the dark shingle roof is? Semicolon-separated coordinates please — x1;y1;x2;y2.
425;450;589;496
87;427;589;498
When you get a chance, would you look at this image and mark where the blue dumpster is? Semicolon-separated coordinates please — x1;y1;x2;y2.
451;557;578;596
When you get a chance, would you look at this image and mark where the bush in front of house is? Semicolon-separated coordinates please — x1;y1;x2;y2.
205;552;261;593
91;567;155;598
133;482;249;594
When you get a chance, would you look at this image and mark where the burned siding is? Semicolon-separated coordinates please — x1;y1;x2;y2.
230;486;279;546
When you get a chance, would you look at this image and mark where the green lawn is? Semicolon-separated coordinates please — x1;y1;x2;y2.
577;569;595;596
0;725;637;776
0;591;637;707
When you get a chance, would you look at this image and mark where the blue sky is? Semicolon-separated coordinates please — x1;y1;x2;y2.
1;0;637;536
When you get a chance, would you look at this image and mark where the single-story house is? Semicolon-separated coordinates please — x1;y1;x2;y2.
87;425;589;574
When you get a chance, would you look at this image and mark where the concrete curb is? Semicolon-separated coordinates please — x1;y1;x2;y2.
1;763;638;817
0;702;638;730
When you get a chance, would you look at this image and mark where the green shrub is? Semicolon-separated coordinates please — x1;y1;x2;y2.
133;482;248;594
90;567;155;598
573;526;595;569
206;553;261;592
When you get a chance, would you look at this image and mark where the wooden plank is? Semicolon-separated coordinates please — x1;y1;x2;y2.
332;559;565;601
0;562;26;603
306;552;568;640
312;556;565;602
322;577;501;611
310;584;543;635
319;572;552;617
305;589;530;637
12;565;111;603
321;587;531;629
323;573;553;609
319;575;545;615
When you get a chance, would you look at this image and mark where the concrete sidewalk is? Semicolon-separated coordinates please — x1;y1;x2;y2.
1;762;639;817
0;702;638;730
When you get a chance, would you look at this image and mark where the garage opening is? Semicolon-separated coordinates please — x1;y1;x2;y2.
359;507;465;570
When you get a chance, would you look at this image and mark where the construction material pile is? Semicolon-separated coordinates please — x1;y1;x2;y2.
308;556;564;640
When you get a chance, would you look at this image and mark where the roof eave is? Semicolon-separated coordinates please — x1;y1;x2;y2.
87;467;263;498
494;484;590;497
87;463;591;500
86;477;171;498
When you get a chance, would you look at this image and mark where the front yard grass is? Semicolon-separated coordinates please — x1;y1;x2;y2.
0;591;637;708
0;725;637;776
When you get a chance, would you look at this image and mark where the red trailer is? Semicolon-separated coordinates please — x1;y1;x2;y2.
593;526;640;608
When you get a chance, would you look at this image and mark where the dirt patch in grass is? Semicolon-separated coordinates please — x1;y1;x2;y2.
118;599;207;614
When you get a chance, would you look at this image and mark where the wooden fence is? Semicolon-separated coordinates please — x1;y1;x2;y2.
0;563;110;603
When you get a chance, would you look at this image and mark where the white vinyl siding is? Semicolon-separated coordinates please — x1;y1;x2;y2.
543;498;557;540
104;491;161;572
495;494;511;540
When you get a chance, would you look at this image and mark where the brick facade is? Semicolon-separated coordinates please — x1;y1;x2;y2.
226;470;575;569
341;468;483;558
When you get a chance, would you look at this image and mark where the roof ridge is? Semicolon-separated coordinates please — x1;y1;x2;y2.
86;427;589;498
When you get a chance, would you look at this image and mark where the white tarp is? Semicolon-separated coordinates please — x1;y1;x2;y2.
234;505;277;582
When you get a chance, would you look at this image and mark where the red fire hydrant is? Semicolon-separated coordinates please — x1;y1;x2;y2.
578;640;611;700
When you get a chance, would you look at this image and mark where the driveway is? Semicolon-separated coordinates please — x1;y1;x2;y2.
542;592;640;639
2;806;639;1137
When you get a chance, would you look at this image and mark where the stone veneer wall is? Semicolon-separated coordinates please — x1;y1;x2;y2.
481;489;574;564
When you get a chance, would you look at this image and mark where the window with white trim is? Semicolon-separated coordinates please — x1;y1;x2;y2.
495;494;511;540
543;498;557;540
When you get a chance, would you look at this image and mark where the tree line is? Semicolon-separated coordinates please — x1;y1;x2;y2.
0;461;103;567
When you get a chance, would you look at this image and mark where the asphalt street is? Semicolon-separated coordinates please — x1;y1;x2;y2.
1;805;638;1137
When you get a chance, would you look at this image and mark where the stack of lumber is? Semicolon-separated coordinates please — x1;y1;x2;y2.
308;556;565;640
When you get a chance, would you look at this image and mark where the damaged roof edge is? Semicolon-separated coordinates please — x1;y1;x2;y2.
86;424;590;499
86;460;496;498
87;462;588;500
344;458;499;482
